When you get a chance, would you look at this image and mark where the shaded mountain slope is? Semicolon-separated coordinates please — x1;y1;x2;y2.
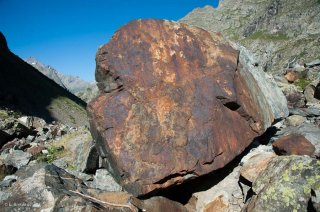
25;57;67;89
26;57;99;102
180;0;320;75
0;32;87;127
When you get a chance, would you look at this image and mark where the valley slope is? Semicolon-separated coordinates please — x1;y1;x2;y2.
0;32;88;126
181;0;320;75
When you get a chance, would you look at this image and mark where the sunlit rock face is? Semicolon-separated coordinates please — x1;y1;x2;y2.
88;19;288;196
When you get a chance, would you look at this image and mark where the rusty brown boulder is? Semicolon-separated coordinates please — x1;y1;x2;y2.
273;134;315;156
88;19;288;196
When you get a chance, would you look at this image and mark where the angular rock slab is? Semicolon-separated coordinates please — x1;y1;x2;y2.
272;134;315;156
88;19;288;196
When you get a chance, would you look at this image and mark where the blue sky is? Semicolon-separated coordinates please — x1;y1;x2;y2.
0;0;219;82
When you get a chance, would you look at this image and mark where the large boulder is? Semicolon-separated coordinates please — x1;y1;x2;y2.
88;19;288;196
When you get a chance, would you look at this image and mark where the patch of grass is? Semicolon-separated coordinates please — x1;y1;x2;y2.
36;145;64;164
245;30;289;41
294;79;311;90
52;96;84;112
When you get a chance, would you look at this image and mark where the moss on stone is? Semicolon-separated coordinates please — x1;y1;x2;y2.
282;187;296;207
251;156;320;211
282;170;290;182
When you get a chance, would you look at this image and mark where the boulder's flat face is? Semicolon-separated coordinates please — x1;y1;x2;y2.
88;19;285;196
272;134;315;156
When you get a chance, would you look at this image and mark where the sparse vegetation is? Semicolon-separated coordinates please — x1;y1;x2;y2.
52;96;84;112
36;145;64;163
294;79;311;90
245;31;289;41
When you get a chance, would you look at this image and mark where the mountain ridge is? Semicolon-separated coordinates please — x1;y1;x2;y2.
180;0;320;75
25;57;99;102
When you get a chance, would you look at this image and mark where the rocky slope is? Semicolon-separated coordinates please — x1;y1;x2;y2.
181;0;320;76
26;57;99;102
0;32;87;127
1;3;320;210
0;107;190;211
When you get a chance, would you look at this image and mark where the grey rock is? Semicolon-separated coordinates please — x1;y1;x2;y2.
0;150;31;169
189;166;244;212
0;191;11;202
0;175;17;190
51;128;97;173
89;169;123;192
306;59;320;68
289;107;320;117
0;164;140;211
285;115;306;127
304;84;319;104
52;158;68;169
0;164;97;211
67;170;93;181
26;135;35;143
3;175;17;181
232;44;289;130
245;156;320;212
17;116;32;128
